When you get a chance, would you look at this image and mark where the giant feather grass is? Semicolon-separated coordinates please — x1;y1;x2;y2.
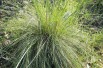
3;0;92;68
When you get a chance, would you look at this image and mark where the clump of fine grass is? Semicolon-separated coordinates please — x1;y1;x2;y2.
3;0;93;68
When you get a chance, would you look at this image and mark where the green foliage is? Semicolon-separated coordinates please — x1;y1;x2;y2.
3;0;93;68
2;0;103;68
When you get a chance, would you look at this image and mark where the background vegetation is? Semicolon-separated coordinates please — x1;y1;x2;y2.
0;0;103;68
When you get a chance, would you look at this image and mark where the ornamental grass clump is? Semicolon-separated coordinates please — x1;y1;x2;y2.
4;0;92;68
